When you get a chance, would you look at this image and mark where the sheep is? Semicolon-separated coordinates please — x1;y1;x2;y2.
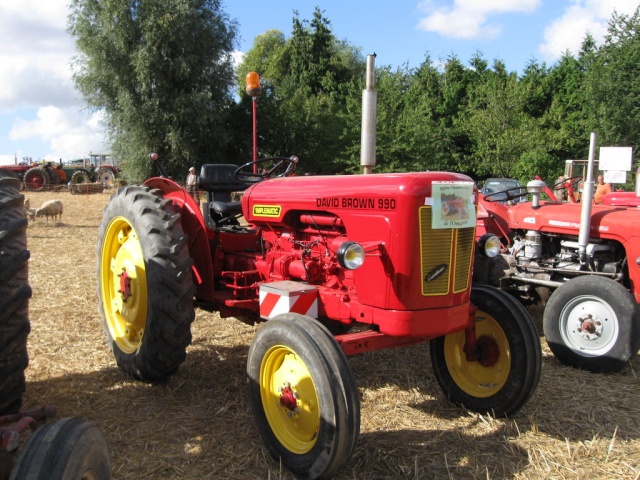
34;199;64;223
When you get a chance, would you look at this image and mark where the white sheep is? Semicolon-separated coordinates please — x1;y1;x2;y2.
35;199;64;223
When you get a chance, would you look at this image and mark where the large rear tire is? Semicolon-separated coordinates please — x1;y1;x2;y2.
0;170;31;415
23;167;47;191
430;285;541;416
97;186;195;382
71;169;92;185
247;313;360;479
10;417;111;480
95;168;116;186
543;275;640;373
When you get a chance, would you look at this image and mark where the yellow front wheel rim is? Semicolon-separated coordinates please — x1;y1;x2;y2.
444;314;510;398
260;345;320;454
99;216;148;354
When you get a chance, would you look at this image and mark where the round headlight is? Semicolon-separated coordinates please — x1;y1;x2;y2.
478;234;501;258
337;241;365;270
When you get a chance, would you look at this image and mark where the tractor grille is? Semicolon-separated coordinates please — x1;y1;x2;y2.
419;206;475;296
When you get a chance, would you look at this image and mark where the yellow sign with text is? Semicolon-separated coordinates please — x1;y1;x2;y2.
252;205;282;217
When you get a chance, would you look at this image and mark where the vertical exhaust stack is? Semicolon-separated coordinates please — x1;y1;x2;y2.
578;132;596;265
361;54;377;174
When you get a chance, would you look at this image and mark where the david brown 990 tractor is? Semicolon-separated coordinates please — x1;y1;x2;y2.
474;139;640;374
97;155;541;478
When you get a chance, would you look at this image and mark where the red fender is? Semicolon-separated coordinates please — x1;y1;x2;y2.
144;177;215;301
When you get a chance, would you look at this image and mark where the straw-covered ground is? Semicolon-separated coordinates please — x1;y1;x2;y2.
18;189;640;479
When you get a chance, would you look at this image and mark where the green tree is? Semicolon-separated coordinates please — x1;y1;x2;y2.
586;7;640;150
68;0;238;182
235;8;364;174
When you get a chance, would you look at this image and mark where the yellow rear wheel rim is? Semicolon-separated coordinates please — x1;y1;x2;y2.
99;216;148;354
260;345;320;454
443;314;510;398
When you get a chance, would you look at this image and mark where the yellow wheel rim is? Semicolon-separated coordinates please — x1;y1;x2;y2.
443;313;510;398
99;216;148;354
260;345;320;454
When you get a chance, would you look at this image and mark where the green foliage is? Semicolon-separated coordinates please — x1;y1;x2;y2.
68;0;238;182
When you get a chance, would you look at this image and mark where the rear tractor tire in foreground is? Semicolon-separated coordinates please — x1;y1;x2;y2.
0;170;31;415
247;313;360;480
430;285;542;416
97;186;196;382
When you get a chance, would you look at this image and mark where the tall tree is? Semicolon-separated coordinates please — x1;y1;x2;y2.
68;0;238;181
586;7;640;150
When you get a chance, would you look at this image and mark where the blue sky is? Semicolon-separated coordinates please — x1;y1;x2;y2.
0;0;637;165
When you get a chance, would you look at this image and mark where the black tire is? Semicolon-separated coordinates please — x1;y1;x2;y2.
0;170;31;415
95;168;116;186
543;275;640;373
96;186;196;382
23;167;47;191
247;313;360;479
71;169;92;185
10;417;111;480
430;285;541;416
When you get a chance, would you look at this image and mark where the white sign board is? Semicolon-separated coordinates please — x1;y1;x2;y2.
599;147;632;171
604;170;627;184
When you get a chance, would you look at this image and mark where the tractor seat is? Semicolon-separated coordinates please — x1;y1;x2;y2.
198;163;248;225
210;200;243;217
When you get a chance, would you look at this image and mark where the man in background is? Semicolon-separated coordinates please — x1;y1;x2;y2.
593;174;611;204
186;166;198;200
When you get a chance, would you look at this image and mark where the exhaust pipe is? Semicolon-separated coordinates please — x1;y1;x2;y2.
577;132;596;266
360;54;377;174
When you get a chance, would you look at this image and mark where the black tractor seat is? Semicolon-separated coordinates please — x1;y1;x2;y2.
210;200;243;217
198;163;249;226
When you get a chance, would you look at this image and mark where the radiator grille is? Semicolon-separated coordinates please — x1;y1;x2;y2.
419;206;475;296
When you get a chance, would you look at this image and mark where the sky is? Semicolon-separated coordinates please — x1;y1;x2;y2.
0;0;637;165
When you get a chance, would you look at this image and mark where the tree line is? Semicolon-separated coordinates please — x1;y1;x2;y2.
69;1;640;187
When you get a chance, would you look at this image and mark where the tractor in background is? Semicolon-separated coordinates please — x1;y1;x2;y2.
474;136;640;374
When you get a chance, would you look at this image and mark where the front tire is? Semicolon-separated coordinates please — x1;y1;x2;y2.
0;171;31;415
97;186;196;382
247;313;360;479
430;285;541;416
10;418;111;480
543;276;640;373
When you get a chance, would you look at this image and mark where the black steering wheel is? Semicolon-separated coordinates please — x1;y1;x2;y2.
552;175;582;191
235;156;298;184
483;186;528;204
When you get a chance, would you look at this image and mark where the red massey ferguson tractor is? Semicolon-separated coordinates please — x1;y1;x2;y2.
96;156;541;479
474;173;640;375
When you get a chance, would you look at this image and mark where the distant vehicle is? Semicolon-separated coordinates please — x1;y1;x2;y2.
480;178;527;204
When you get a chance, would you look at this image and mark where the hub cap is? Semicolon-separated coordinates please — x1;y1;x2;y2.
99;217;148;354
559;295;618;356
260;345;320;454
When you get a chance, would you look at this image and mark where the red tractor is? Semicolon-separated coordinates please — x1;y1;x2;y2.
96;155;541;478
475;166;640;374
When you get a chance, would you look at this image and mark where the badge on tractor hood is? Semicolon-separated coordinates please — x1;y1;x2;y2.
425;263;448;283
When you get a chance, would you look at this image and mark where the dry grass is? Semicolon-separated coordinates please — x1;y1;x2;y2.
20;189;640;479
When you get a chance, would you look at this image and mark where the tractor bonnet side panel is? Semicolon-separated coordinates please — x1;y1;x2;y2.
243;172;477;313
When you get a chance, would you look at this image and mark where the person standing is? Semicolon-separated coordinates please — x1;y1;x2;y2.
186;166;198;200
593;174;611;204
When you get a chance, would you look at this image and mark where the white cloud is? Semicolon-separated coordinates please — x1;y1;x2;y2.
10;107;107;161
0;0;107;159
416;0;542;39
539;0;639;63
